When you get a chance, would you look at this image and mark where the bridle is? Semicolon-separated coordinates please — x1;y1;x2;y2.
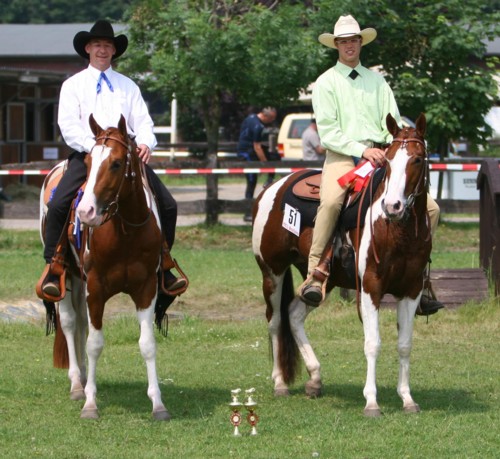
93;131;152;227
387;135;428;216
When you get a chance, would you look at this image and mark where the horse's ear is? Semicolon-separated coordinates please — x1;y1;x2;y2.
118;115;127;137
386;113;399;137
415;113;426;137
89;114;101;136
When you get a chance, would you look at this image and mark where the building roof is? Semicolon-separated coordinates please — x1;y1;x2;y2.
1;23;127;57
485;37;500;56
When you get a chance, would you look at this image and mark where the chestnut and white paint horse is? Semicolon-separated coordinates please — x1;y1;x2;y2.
252;114;431;416
39;115;170;420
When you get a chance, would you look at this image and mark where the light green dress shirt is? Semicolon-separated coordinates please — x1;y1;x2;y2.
312;61;401;158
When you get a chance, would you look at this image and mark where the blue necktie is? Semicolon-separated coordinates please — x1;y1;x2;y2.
96;72;114;94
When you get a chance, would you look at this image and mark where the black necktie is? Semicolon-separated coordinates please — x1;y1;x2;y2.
349;69;359;80
96;72;114;94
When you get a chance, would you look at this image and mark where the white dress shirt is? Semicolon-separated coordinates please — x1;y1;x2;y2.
58;64;157;153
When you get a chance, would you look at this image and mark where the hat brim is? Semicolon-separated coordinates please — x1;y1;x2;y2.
318;28;377;49
73;32;128;60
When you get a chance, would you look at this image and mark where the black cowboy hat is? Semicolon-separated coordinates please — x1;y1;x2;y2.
73;20;128;60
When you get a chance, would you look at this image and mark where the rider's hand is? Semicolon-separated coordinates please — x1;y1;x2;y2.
137;144;151;164
362;147;386;167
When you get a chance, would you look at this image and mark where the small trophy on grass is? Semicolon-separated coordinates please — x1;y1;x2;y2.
244;388;259;436
229;388;243;436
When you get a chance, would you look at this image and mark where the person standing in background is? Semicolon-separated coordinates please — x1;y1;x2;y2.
237;106;277;222
302;119;326;161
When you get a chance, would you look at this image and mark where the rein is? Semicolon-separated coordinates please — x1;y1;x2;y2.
94;132;152;228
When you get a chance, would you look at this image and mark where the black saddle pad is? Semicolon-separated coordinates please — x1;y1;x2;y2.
282;170;321;230
281;168;385;232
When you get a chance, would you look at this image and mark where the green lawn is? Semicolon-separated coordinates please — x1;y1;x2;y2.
0;222;498;458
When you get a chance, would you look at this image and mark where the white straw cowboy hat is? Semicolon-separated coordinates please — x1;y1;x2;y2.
318;15;377;49
73;20;128;60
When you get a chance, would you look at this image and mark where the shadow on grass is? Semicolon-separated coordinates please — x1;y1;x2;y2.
285;382;489;415
86;380;229;419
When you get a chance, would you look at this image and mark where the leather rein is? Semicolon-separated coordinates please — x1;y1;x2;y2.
93;132;152;228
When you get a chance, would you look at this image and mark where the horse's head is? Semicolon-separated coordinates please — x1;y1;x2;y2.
77;114;137;226
381;113;427;221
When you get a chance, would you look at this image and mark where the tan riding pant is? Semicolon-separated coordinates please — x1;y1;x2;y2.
308;150;441;273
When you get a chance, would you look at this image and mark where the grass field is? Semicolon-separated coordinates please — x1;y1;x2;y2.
0;222;499;458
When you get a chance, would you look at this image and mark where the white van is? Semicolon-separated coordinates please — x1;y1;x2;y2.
277;113;314;160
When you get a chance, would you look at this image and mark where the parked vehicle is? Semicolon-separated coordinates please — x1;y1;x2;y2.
277;113;314;160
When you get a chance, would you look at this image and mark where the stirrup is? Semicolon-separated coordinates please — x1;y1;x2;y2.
36;264;67;302
160;259;189;296
298;272;327;307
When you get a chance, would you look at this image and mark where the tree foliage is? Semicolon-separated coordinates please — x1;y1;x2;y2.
121;0;323;152
0;0;133;23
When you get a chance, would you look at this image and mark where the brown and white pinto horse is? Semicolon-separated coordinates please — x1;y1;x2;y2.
39;115;170;420
252;114;431;416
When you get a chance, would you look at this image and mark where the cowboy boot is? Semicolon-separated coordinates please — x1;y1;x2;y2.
160;241;188;296
299;244;334;307
417;275;444;316
36;245;67;302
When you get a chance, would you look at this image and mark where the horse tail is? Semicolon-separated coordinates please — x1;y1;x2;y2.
278;267;300;384
53;312;69;369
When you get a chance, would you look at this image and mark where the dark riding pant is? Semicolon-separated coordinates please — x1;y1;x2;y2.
144;165;177;248
238;151;258;200
43;152;87;263
44;152;178;263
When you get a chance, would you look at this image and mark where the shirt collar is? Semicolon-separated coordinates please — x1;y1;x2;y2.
88;64;112;80
335;61;363;78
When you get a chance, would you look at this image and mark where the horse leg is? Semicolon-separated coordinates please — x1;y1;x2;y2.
71;275;88;397
396;297;421;413
264;272;290;396
288;297;322;397
81;314;104;419
57;278;86;401
361;291;382;417
137;305;170;421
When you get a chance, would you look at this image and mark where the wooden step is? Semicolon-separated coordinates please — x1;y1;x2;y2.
380;269;489;309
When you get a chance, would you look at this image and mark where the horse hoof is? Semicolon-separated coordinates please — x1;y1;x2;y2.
305;381;322;398
80;408;99;419
404;403;421;414
70;389;85;401
153;409;171;421
363;407;382;417
274;388;290;397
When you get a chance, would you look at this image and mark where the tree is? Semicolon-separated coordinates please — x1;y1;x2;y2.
311;0;500;155
122;0;323;223
0;0;133;23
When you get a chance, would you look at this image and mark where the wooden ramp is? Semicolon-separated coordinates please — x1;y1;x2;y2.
381;269;489;309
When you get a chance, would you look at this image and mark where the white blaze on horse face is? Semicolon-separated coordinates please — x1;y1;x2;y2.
382;145;411;220
76;145;111;226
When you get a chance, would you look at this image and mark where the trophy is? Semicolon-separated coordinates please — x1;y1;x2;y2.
229;388;243;436
244;388;259;436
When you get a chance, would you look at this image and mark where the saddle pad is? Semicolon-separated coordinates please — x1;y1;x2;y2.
282;170;321;230
292;172;321;201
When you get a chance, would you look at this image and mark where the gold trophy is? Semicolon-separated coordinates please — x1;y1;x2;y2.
244;388;259;436
229;388;243;436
